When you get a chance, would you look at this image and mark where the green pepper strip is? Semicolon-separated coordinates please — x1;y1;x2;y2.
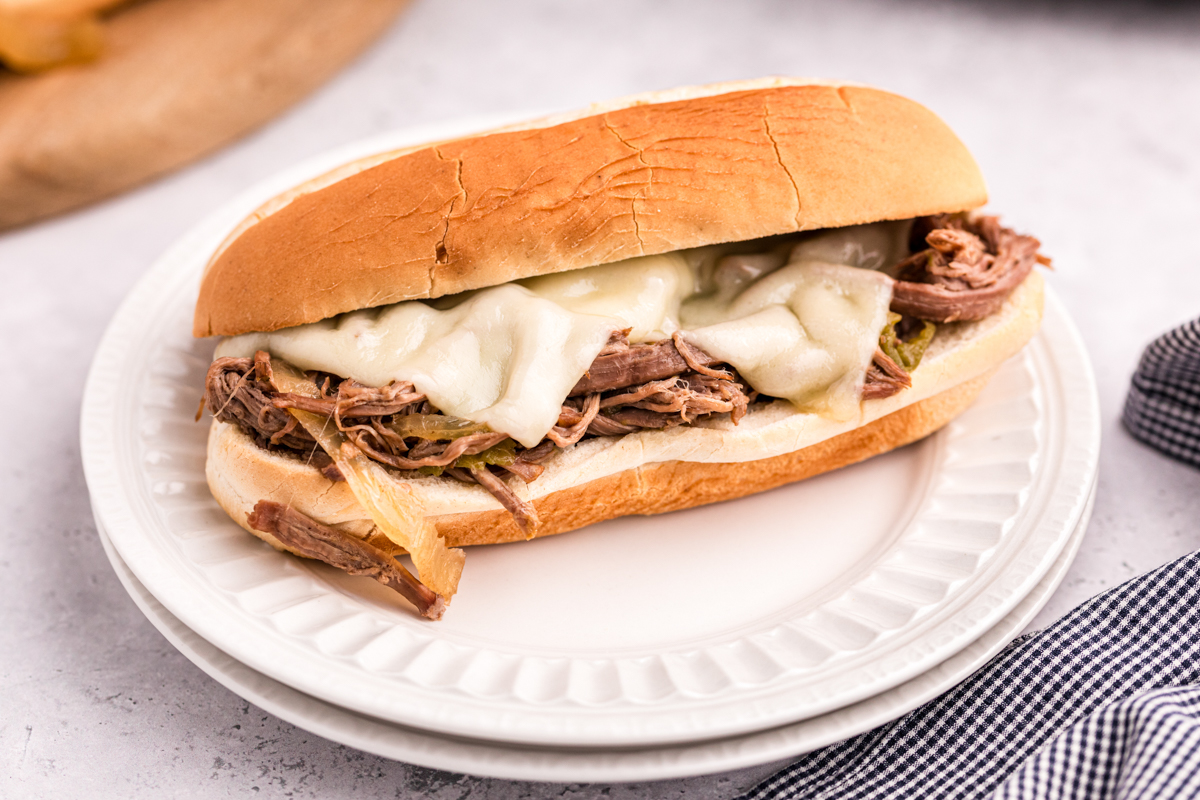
386;414;493;440
418;438;519;476
879;312;936;372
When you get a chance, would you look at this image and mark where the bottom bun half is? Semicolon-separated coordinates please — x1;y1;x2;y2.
206;273;1044;556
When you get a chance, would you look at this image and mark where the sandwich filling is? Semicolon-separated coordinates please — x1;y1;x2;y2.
203;213;1046;610
215;227;902;446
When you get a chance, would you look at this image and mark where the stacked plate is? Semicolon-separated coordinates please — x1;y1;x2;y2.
81;121;1101;783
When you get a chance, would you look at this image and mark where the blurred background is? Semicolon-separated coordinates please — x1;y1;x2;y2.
3;1;1199;797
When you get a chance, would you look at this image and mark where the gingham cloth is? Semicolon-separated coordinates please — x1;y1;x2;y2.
737;319;1200;800
1123;318;1200;469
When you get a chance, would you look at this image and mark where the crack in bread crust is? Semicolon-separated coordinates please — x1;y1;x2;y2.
195;82;987;337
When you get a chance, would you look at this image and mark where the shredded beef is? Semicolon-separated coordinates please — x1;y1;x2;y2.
502;458;545;482
204;343;754;537
862;348;912;400
583;414;641;436
346;428;509;471
312;450;344;482
672;333;734;381
272;379;425;419
461;466;540;538
547;393;601;447
599;372;751;423
604;407;683;429
510;439;557;475
246;500;444;619
890;214;1048;322
206;357;318;452
570;338;720;396
335;380;428;416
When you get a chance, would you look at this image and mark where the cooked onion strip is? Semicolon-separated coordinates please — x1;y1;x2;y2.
387;414;493;440
266;354;465;600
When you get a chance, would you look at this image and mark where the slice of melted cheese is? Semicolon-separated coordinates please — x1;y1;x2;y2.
216;221;910;445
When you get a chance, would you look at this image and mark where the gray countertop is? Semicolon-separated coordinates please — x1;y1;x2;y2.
4;1;1200;797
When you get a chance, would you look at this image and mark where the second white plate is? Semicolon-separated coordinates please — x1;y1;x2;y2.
95;473;1093;782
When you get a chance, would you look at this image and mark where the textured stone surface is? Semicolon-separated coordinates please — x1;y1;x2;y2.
3;0;1200;796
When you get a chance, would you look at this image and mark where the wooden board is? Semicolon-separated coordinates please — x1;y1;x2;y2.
0;0;410;230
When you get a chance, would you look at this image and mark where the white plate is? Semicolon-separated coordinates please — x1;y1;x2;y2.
94;475;1093;783
81;119;1101;748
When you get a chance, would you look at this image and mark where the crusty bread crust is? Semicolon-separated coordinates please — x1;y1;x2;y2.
194;77;987;337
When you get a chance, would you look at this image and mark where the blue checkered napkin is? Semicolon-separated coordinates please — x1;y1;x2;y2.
993;686;1200;799
1123;317;1200;469
735;548;1200;800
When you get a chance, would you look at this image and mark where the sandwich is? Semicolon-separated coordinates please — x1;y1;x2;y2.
195;78;1048;620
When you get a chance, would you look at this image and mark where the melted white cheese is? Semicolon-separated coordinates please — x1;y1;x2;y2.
682;262;892;419
216;285;616;447
216;222;901;444
518;253;694;342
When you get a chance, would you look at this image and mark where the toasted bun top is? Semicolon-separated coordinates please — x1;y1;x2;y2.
194;77;987;337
